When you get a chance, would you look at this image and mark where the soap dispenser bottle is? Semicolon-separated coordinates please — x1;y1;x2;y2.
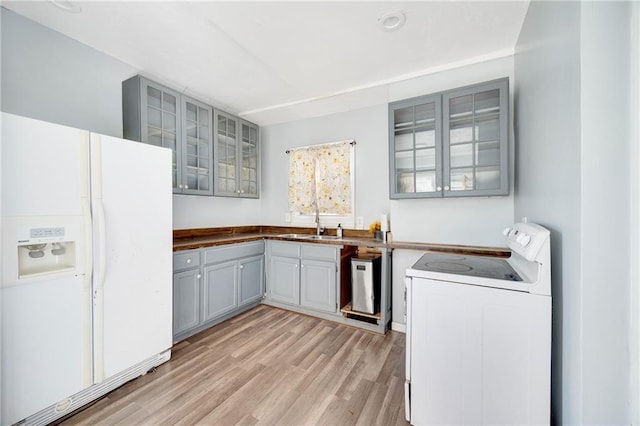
337;223;343;238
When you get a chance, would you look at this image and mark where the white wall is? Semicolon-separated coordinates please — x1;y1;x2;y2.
515;1;635;424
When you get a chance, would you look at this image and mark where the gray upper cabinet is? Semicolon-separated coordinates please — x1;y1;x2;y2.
214;111;260;198
389;78;509;198
123;75;214;196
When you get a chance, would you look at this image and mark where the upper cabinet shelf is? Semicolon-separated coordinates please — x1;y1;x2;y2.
122;75;259;198
389;78;509;199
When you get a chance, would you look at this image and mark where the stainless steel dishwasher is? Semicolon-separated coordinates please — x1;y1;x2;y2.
351;253;382;314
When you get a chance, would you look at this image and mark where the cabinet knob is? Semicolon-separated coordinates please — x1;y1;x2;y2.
178;184;183;189
186;258;192;264
240;265;244;269
240;190;245;193
197;274;202;279
437;186;442;191
444;185;450;190
185;185;189;189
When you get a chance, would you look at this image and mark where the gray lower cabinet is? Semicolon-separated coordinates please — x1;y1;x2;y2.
268;255;300;305
173;268;201;336
265;241;339;314
203;260;238;322
300;259;336;313
239;255;266;305
172;241;264;342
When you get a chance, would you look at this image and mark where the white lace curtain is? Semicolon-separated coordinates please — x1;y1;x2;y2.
288;140;352;215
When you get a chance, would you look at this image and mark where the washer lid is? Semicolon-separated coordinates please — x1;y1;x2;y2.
412;252;522;282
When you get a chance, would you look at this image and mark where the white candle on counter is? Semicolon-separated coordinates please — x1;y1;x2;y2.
381;213;388;232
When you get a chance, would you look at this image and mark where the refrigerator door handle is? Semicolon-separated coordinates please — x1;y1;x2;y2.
90;134;106;383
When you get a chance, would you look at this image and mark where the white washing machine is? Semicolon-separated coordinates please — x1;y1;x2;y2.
404;222;552;425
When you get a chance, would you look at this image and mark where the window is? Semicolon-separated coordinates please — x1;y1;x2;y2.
288;140;355;227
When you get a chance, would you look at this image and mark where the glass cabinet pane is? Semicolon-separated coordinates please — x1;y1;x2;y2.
449;95;473;119
415;126;435;148
415;148;436;170
449;119;473;144
474;89;499;115
394;107;413;130
147;86;161;108
476;166;500;190
416;171;436;192
395;129;413;151
395;151;414;171
475;116;499;141
450;143;473;168
450;168;474;191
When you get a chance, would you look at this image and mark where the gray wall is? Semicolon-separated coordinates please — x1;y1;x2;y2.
261;57;516;327
515;1;634;424
0;7;262;229
0;7;135;137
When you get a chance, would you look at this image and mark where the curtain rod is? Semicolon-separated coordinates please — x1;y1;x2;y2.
285;140;356;154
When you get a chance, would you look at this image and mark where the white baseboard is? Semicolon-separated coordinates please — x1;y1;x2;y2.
391;321;406;333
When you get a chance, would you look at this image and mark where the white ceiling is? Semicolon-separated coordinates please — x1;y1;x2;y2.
3;1;530;126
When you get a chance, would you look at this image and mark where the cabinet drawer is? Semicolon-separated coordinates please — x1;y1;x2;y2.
269;241;301;258
174;250;201;271
301;244;338;261
204;241;264;264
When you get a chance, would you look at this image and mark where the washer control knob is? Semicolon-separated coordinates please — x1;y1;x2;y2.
503;227;512;236
516;233;531;246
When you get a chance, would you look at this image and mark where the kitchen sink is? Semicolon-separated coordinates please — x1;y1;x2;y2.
302;235;341;240
278;234;341;240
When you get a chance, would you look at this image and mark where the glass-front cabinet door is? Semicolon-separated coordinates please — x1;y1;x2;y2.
389;95;442;199
214;111;238;196
239;120;259;198
214;112;260;198
443;79;508;196
140;80;181;191
182;97;213;195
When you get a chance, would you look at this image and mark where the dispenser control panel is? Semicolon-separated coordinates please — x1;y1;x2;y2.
17;226;66;244
17;226;76;278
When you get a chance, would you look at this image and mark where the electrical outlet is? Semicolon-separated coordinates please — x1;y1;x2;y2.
356;216;364;229
285;212;291;223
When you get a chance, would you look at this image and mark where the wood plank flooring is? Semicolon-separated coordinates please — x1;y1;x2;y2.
59;306;409;425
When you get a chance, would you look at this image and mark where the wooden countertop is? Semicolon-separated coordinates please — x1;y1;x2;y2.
173;226;510;257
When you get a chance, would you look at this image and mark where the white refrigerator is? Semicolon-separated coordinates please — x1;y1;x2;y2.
1;113;173;425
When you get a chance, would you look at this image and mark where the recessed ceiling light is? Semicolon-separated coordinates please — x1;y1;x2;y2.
378;11;406;32
49;0;82;13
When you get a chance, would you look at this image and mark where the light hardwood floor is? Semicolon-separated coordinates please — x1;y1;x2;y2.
59;305;409;425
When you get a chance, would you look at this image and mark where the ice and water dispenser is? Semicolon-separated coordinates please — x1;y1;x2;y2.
17;226;76;278
351;253;381;315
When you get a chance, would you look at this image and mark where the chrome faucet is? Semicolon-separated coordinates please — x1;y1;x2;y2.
315;205;324;235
